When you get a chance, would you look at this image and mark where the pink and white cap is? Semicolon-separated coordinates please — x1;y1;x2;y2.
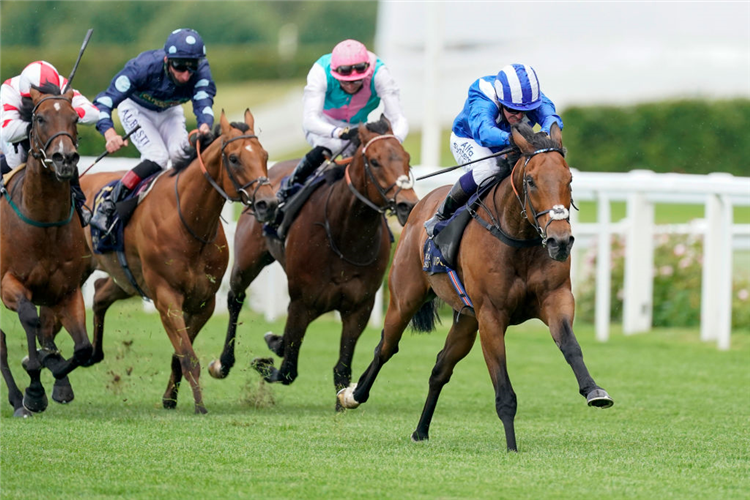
19;61;63;96
330;39;374;81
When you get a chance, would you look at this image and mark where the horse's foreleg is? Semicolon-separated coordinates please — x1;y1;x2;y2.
333;302;375;409
412;314;478;442
164;301;215;409
477;310;517;452
92;276;131;364
259;299;314;385
154;285;206;414
37;308;75;404
40;291;92;379
0;329;29;417
541;293;614;408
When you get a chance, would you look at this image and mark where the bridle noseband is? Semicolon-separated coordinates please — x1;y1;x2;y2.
29;95;78;169
510;147;575;246
345;134;414;216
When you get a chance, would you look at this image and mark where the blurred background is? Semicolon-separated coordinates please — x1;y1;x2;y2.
1;1;748;333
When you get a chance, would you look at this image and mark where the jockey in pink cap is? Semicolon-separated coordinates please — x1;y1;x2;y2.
277;39;408;201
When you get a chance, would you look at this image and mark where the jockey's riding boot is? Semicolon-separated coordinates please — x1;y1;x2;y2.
70;173;91;227
90;181;126;232
277;146;331;203
424;180;473;238
0;153;10;176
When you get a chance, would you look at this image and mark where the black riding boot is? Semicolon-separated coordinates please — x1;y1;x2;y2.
89;159;161;232
424;181;473;238
277;146;331;202
70;172;91;227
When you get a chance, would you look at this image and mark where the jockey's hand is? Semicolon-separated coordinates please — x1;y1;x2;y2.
104;128;127;154
198;123;211;135
339;127;359;141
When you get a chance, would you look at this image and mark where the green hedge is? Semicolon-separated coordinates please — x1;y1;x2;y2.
561;99;750;175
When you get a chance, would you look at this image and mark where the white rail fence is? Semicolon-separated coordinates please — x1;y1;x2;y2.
80;158;749;350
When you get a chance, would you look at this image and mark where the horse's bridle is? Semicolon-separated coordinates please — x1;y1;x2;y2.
345;134;414;216
196;132;271;209
510;147;575;246
28;95;78;169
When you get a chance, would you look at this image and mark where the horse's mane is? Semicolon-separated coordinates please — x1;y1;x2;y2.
512;122;564;154
171;122;249;174
18;82;63;122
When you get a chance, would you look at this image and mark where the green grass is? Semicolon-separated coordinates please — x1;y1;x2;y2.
1;302;748;499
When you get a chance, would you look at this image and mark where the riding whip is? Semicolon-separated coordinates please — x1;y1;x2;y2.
79;125;142;178
415;146;516;181
61;29;94;94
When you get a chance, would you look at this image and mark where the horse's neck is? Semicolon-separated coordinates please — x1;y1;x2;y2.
329;163;384;233
494;175;537;239
174;151;227;238
20;160;71;219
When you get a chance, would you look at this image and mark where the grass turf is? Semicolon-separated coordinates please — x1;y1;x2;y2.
1;301;748;499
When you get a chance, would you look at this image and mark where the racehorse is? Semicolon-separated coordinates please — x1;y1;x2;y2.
337;123;614;451
0;85;95;417
79;110;277;414
208;116;419;407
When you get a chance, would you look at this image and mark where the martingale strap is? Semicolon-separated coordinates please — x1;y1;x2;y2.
468;205;543;248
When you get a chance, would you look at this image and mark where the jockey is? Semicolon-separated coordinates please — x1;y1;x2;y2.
424;63;563;237
278;39;408;201
0;60;99;225
89;28;216;232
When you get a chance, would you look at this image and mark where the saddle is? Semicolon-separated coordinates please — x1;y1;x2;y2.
90;171;165;255
263;163;346;240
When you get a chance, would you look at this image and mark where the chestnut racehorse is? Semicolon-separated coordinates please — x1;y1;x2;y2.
1;86;95;417
209;117;419;407
338;123;614;451
80;110;277;413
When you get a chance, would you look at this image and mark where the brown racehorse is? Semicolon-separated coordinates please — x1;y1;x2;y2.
338;123;614;451
0;86;95;417
79;110;277;414
208;116;419;406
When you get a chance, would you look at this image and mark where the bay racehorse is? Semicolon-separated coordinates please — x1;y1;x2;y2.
79;110;277;413
1;85;95;417
338;123;613;450
209;116;419;407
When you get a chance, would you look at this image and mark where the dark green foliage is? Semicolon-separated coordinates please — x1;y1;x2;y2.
561;99;750;175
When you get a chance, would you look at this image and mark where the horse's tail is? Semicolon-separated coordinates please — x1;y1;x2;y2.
410;298;442;333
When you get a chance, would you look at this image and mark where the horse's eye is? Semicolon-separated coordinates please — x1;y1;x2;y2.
525;176;535;188
370;158;381;168
36;115;45;124
229;154;239;165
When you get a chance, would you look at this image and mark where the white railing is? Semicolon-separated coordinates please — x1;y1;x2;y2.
79;158;750;350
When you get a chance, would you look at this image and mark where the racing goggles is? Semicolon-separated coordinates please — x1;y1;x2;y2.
334;62;369;77
169;59;199;73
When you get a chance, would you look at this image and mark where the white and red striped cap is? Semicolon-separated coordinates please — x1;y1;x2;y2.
19;61;63;96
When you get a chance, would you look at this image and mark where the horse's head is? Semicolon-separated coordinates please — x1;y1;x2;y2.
349;115;419;226
510;122;574;261
217;109;277;223
28;86;80;181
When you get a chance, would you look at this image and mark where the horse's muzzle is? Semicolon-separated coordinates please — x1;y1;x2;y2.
395;201;415;226
252;197;279;224
52;151;80;181
546;234;575;262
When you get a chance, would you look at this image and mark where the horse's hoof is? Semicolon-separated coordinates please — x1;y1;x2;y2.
194;405;208;415
411;430;428;442
251;357;275;378
23;390;48;413
208;359;227;379
336;383;360;409
13;406;32;418
263;332;284;357
52;379;75;404
587;389;614;408
162;398;177;410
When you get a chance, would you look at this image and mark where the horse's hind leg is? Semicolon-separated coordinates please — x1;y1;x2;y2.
541;292;614;408
91;276;132;364
38;292;93;380
209;251;275;380
0;329;30;417
163;300;215;410
37;308;75;404
332;301;375;410
412;314;478;441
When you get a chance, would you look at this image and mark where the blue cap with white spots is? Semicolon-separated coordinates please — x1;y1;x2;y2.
164;28;206;60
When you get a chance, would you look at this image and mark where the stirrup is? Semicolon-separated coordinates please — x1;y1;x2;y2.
424;214;445;238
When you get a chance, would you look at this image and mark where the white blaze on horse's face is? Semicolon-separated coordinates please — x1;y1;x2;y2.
54;102;61;111
396;175;413;190
245;145;253;153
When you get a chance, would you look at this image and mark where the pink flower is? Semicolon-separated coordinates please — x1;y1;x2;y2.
738;289;749;301
673;244;687;256
659;265;674;276
679;257;693;269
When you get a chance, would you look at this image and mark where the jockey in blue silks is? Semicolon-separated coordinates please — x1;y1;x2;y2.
424;63;563;237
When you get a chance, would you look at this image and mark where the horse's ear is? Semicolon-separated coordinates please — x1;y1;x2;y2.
244;109;255;133
63;88;75;102
29;88;42;103
511;125;534;154
220;110;230;135
380;113;393;132
549;122;563;148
